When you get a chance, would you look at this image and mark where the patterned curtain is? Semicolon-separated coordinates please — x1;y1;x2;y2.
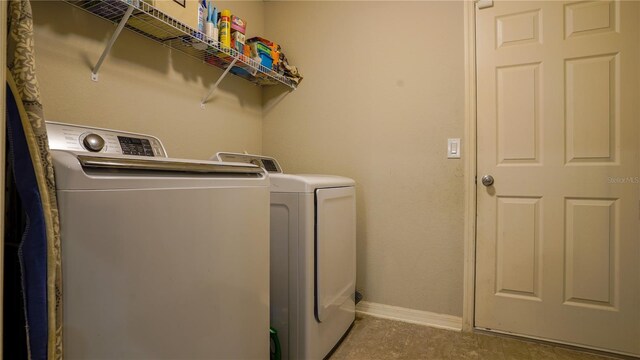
6;0;62;358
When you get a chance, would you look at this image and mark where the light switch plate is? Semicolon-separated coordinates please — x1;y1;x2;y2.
477;0;493;9
448;138;461;159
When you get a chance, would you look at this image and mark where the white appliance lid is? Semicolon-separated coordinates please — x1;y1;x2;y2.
213;152;355;192
269;173;355;193
51;150;268;190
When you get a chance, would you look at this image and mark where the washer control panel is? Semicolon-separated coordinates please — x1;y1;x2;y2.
46;121;167;157
117;136;155;156
83;133;106;152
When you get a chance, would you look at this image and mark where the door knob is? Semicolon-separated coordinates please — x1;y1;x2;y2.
481;175;494;186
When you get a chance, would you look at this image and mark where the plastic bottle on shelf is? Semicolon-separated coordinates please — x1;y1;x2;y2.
206;4;218;42
219;10;231;48
198;0;206;35
192;0;208;50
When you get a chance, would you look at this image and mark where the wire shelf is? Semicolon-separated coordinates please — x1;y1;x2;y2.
65;0;296;89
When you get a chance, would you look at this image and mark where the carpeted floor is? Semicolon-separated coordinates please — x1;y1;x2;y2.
329;314;618;360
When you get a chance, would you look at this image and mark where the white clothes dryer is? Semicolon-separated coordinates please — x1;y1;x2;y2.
216;153;356;360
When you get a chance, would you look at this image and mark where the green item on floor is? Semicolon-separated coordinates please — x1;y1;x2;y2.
270;327;282;360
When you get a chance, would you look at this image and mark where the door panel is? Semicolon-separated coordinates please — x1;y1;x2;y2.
565;53;618;163
495;196;542;299
475;1;639;355
564;198;617;308
565;1;617;38
315;187;356;323
497;63;541;164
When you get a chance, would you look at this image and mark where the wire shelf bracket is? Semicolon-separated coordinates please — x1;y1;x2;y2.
91;4;134;82
200;56;239;109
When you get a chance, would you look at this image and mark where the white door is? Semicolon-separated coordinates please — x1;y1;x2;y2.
475;1;640;356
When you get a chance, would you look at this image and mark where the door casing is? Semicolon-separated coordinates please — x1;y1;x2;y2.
462;0;478;334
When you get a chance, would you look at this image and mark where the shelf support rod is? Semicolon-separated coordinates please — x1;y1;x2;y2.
91;5;135;82
200;56;239;109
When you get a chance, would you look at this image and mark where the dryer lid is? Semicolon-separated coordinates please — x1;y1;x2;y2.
269;173;355;193
214;153;355;193
214;152;283;173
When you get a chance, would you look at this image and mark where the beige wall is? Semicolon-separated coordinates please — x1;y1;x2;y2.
31;0;466;317
263;1;466;316
32;0;264;160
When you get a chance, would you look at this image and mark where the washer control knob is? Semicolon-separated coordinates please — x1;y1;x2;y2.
83;133;105;152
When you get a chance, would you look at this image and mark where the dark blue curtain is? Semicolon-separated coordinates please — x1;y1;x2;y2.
6;83;49;360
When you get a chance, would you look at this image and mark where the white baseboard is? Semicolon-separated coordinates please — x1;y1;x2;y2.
356;301;463;331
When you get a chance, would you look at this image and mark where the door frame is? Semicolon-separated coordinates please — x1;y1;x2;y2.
462;0;478;332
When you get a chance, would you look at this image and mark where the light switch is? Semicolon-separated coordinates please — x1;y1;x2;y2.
448;138;461;159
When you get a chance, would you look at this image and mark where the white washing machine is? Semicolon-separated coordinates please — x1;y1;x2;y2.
215;153;356;360
47;122;270;359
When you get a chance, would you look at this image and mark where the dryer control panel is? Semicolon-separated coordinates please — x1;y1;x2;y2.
46;121;167;157
214;152;283;173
